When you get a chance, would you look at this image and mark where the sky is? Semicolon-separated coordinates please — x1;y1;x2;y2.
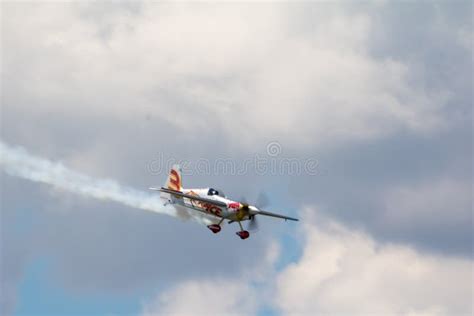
1;1;472;315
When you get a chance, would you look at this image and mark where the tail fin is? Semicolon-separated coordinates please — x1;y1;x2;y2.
165;164;183;191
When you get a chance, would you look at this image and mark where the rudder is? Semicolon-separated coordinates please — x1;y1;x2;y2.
165;164;183;191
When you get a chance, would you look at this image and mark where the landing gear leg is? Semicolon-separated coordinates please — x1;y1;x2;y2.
236;221;250;240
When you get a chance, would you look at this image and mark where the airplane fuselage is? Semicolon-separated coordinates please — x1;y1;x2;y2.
151;165;298;239
179;188;249;222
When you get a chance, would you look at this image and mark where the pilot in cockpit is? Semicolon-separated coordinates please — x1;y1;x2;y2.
207;188;225;197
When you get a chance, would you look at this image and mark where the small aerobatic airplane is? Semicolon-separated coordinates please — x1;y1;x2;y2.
150;165;298;239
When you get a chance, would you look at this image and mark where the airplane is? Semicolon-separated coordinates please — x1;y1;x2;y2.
150;165;298;239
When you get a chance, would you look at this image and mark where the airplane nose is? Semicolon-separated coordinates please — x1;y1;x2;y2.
249;205;259;214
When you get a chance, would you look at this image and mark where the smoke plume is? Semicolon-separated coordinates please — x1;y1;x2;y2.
0;141;212;225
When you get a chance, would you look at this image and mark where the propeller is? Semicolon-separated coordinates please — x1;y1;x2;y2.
247;214;259;232
240;191;269;209
256;191;269;209
238;191;269;232
239;197;250;213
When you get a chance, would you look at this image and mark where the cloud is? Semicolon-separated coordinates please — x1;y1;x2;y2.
142;242;279;316
2;2;460;151
142;208;472;315
379;177;472;233
376;176;472;256
143;279;256;316
275;208;473;315
1;1;472;314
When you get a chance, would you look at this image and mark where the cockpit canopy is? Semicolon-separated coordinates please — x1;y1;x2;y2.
207;188;225;197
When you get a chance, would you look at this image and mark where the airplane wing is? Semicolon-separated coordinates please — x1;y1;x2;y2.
152;187;298;221
256;210;299;221
150;187;228;208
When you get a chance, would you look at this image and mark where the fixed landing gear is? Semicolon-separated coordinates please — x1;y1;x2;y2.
207;219;250;239
236;221;250;240
207;218;224;234
236;230;250;239
207;224;221;233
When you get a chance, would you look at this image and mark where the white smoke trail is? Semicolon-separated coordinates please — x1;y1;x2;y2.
0;141;213;225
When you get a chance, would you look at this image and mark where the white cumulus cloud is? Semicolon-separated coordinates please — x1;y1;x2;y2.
143;208;473;316
142;241;280;316
275;208;473;316
3;2;456;150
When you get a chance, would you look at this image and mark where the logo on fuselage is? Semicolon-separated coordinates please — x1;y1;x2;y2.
188;190;222;217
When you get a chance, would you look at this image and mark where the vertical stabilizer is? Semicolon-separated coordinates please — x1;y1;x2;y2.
164;164;183;191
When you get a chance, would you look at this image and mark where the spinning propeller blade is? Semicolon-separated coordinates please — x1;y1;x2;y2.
239;192;269;232
247;215;259;232
256;191;269;209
